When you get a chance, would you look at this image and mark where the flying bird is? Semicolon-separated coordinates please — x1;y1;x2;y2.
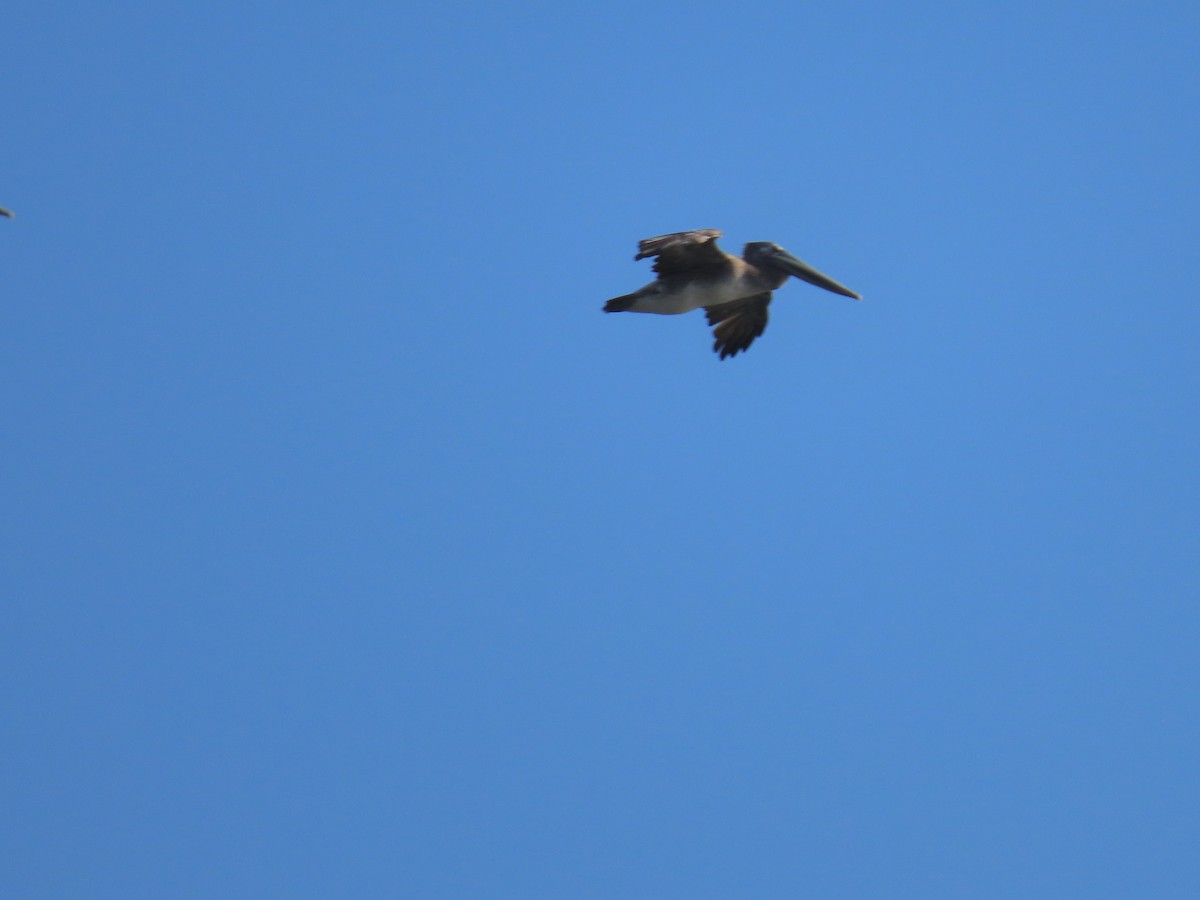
0;207;13;219
604;229;860;359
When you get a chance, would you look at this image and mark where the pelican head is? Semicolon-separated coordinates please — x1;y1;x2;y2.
743;241;861;300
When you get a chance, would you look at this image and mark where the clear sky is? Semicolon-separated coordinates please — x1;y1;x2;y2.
4;2;1198;897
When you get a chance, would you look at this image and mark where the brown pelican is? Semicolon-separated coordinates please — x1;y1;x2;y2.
604;229;860;359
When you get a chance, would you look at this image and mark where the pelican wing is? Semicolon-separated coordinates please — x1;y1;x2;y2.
635;229;728;276
705;293;771;360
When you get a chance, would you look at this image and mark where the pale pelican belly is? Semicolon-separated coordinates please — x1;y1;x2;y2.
627;275;757;315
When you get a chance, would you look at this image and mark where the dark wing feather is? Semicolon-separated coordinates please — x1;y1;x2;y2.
635;229;728;276
705;293;771;359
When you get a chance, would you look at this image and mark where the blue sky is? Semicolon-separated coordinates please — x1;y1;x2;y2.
3;2;1198;897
